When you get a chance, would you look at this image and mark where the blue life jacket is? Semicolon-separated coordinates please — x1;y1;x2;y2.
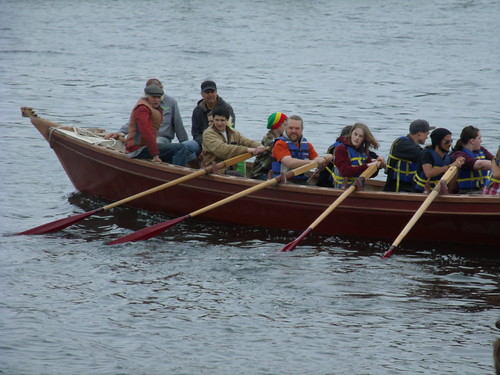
413;148;450;192
272;136;310;180
386;136;418;191
456;148;490;190
332;145;368;188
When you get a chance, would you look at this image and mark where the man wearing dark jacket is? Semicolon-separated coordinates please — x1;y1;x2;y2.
191;80;236;155
383;119;434;192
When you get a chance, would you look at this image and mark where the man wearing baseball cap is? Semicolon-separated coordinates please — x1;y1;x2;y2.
191;80;236;156
384;119;435;192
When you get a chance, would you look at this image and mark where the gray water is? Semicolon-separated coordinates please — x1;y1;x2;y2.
1;0;499;374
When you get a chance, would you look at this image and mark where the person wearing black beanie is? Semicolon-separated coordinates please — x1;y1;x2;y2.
413;128;464;193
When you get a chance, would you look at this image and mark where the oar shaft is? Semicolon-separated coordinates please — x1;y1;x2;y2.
309;164;377;230
190;179;278;218
309;186;356;230
386;166;457;253
18;151;258;236
391;189;439;248
107;160;318;245
102;169;206;211
102;151;256;211
189;161;318;219
281;164;378;252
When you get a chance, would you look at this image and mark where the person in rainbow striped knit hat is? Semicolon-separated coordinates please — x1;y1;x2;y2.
250;112;288;180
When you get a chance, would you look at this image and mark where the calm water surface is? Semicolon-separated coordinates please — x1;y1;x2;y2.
1;0;499;374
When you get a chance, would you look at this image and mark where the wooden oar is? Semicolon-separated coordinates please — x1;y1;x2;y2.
107;161;318;245
382;166;457;258
281;165;378;252
17;152;257;235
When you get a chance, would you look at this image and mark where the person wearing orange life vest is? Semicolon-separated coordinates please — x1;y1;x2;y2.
271;115;332;184
126;84;188;166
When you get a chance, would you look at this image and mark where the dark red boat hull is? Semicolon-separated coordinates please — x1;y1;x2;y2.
26;108;500;249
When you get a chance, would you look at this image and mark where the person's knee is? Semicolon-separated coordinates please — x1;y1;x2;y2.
183;140;201;156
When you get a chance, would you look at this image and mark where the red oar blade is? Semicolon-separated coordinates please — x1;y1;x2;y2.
381;245;396;258
281;228;312;252
107;215;189;245
16;209;102;235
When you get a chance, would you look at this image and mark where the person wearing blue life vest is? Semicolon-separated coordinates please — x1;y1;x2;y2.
271;115;332;184
383;119;435;192
450;125;494;194
413;128;465;193
332;122;385;189
317;125;381;187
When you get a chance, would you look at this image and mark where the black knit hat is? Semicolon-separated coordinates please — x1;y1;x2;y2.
430;128;452;147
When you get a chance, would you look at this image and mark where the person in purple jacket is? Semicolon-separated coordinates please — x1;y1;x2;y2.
451;125;494;194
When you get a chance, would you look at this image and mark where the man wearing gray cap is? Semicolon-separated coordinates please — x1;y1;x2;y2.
125;84;188;166
191;80;236;155
383;119;435;192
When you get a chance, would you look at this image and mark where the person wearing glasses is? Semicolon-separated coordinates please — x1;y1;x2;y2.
450;125;494;194
125;84;188;166
383;119;435;192
191;80;236;156
413;128;464;193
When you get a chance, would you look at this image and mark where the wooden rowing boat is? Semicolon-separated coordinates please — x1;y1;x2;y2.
21;107;500;251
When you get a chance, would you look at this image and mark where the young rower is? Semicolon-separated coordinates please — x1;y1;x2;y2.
413;128;464;193
331;122;385;189
451;125;494;194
